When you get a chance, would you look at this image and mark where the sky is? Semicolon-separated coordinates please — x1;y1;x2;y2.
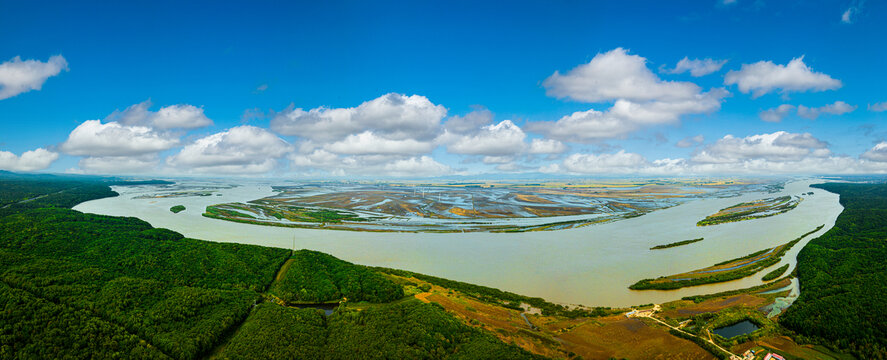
1;0;887;178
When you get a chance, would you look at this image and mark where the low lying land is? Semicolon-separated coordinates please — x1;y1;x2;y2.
651;237;704;250
697;195;802;226
630;225;823;290
169;205;185;213
198;180;777;232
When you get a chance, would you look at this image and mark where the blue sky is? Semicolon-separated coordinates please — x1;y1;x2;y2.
1;0;886;177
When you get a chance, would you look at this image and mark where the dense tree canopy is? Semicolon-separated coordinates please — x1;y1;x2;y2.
270;250;403;304
781;183;887;359
219;300;541;360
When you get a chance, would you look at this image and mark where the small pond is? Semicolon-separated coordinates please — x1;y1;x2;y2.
712;320;759;338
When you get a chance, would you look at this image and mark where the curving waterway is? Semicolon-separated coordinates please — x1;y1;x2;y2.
74;179;842;308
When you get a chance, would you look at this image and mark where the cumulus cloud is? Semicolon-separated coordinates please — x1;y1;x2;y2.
271;93;446;143
0;148;59;171
561;151;648;174
759;104;796;122
543;131;887;175
382;156;452;177
106;100;213;129
446;120;527;156
60;120;179;157
543;48;703;103
528;90;727;142
533;48;728;142
797;101;856;120
289;151;452;178
78;155;158;174
692;131;829;164
869;102;887;112
0;55;68;100
861;142;887;162
724;57;841;98
528;138;567;154
167;125;292;174
676;135;705;148
661;57;727;77
325;131;434;155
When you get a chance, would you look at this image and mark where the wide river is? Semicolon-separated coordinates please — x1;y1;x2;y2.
74;179;842;308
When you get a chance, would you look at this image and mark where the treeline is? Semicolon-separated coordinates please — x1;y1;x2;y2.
781;183;887;359
218;300;542;359
650;237;703;250
270;250;403;304
0;207;290;359
376;267;620;318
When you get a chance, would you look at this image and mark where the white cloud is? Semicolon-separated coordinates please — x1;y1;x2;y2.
446;120;527;156
271;93;446;142
797;101;856;120
167;125;292;174
662;57;727;77
324;131;434;155
561;151;648;174
724;57;841;98
528;138;566;154
544;131;887;175
60;120;179;157
534;48;727;142
382;156;452;177
759;104;795;122
692;131;828;164
862;142;887;162
869;102;887;112
543;48;703;103
0;148;59;172
0;55;68;100
78;155;158;174
443;108;494;134
528;90;726;142
107;100;213;129
842;3;863;24
676;134;705;148
289;151;451;178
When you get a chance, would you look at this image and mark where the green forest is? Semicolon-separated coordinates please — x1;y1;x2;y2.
0;174;540;359
270;250;403;304
781;183;887;359
218;300;540;359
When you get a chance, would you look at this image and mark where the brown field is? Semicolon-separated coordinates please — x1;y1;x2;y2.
554;315;715;360
513;193;557;204
659;294;769;318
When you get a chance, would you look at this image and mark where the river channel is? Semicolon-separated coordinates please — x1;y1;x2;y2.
74;179;841;308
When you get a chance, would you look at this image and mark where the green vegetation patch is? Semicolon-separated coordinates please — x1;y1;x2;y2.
781;183;887;359
220;300;541;360
630;225;822;290
170;205;186;213
650;237;704;250
0;207;290;359
697;195;802;226
761;264;790;281
216;303;328;360
269;249;404;304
